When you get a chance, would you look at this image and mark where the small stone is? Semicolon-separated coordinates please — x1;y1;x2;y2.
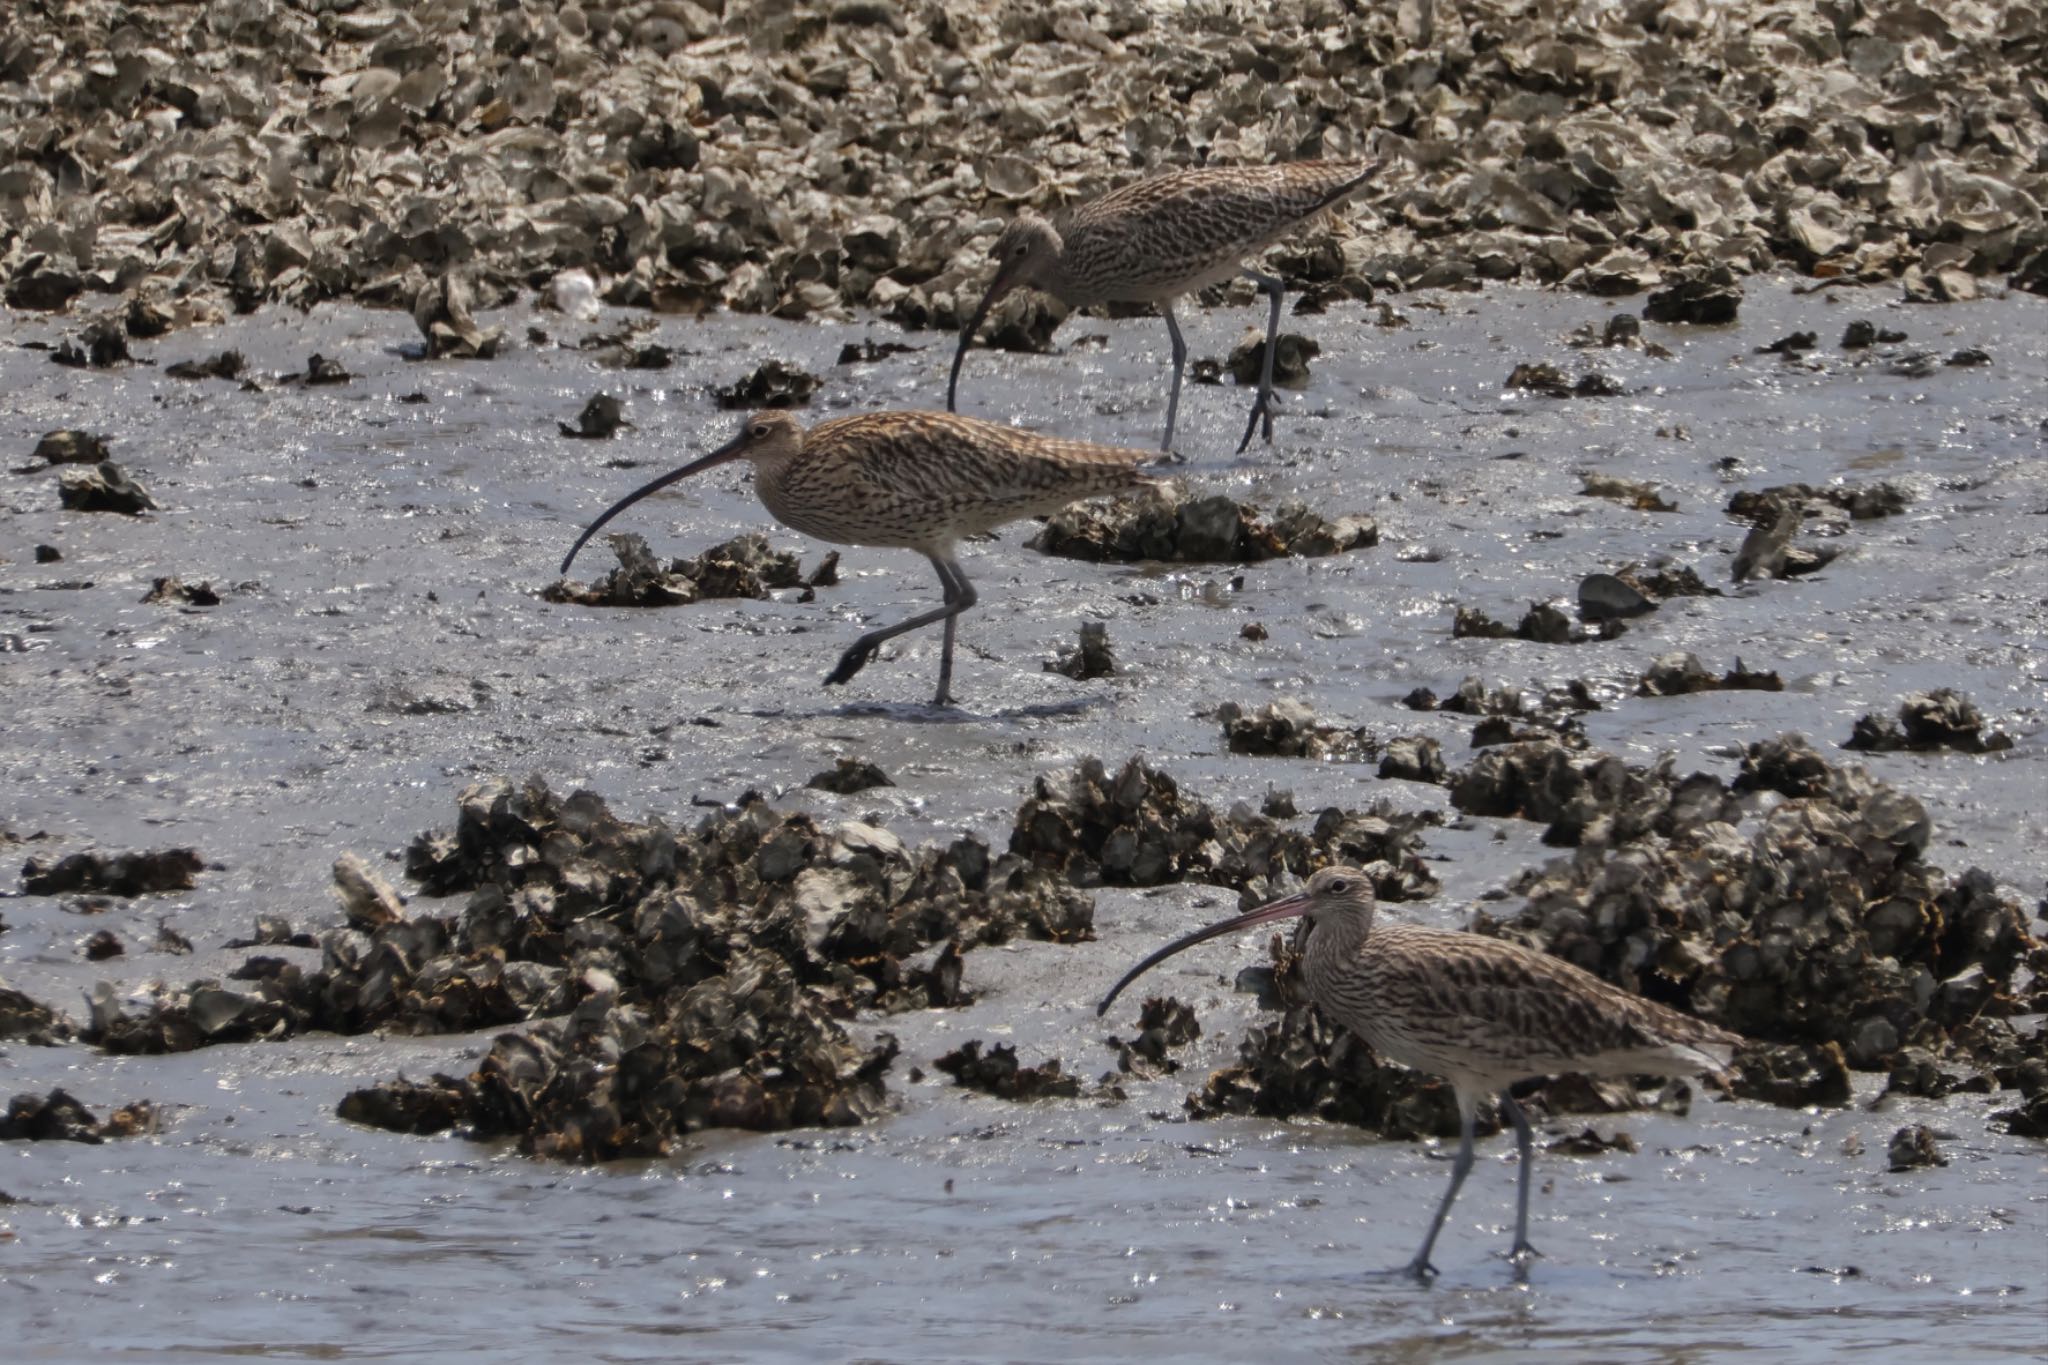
1885;1124;1946;1172
715;359;821;409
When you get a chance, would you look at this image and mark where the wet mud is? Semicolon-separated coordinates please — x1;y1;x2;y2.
2;279;2043;1357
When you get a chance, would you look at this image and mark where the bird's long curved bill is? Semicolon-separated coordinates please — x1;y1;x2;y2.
1096;888;1311;1017
946;282;1003;414
559;436;744;576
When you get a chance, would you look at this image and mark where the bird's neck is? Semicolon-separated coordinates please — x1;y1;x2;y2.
1302;904;1376;992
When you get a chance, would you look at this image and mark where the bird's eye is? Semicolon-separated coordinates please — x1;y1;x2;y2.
1325;877;1352;896
748;423;768;439
1010;243;1029;260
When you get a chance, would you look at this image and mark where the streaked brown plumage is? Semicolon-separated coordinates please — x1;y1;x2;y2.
1100;866;1744;1278
949;160;1381;455
560;409;1159;706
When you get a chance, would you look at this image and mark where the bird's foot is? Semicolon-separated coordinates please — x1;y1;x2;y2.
823;639;878;687
1235;392;1279;454
1401;1256;1440;1283
929;686;956;708
1509;1239;1542;1263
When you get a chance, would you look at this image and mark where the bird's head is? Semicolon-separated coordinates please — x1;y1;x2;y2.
947;212;1064;412
559;410;807;577
983;213;1064;300
1096;866;1380;1016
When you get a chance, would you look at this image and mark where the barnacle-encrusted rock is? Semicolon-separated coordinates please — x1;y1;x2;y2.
1045;621;1116;680
934;1040;1081;1101
1217;699;1376;761
0;1090;156;1143
22;847;202;897
0;986;73;1044
545;532;824;606
1475;736;2038;1087
715;359;822;410
1845;689;2013;754
57;462;156;515
0;0;2038;340
1028;487;1375;564
1636;653;1782;697
90;776;1091;1158
805;758;894;795
1010;756;1440;903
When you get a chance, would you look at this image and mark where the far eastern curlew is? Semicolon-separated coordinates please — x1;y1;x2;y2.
948;160;1380;456
560;410;1160;707
1099;866;1744;1279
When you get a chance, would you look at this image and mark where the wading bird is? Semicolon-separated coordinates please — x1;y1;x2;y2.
948;160;1379;455
1099;866;1744;1278
561;410;1160;707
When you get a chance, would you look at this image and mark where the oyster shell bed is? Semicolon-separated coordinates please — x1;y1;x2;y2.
4;0;2045;340
23;736;2041;1158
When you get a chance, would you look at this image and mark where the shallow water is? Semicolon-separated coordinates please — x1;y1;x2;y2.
2;282;2044;1359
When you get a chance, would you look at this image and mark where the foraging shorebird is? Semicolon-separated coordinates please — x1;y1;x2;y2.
948;160;1380;456
1099;867;1744;1278
560;410;1159;707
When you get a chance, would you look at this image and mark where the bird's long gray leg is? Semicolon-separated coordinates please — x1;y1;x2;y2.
823;555;975;706
930;558;976;707
1159;302;1188;456
1406;1091;1477;1280
1500;1090;1541;1263
1236;268;1286;454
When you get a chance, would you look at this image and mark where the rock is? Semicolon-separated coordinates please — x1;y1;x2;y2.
412;274;504;359
31;431;110;466
1227;331;1319;388
547;532;822;606
1840;321;1907;349
714;359;821;409
1028;488;1375;565
558;395;628;439
1731;501;1802;583
1756;331;1817;356
1644;266;1741;324
58;462;157;515
1473;734;2039;1084
1378;737;1447;785
22;847;203;897
805;758;894;795
1218;699;1374;761
295;354;351;386
1105;995;1202;1077
1506;363;1625;398
1845;689;2013;754
1045;621;1116;680
82;929;124;961
1636;652;1783;696
1731;1041;1853;1108
1011;756;1439;903
0;1090;156;1144
164;351;246;382
1885;1124;1947;1172
934;1041;1081;1100
1577;573;1655;621
331;853;406;931
141;578;221;607
52;317;134;368
0;987;73;1044
1581;473;1675;512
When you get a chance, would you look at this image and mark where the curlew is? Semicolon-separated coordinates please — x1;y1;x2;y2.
1099;866;1744;1278
560;409;1160;707
948;160;1380;456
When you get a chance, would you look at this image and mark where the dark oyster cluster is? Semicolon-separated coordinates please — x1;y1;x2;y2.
1027;491;1376;564
545;531;839;607
1009;756;1441;904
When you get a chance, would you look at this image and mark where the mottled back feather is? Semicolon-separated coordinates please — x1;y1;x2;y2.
1308;920;1741;1092
1055;161;1376;304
